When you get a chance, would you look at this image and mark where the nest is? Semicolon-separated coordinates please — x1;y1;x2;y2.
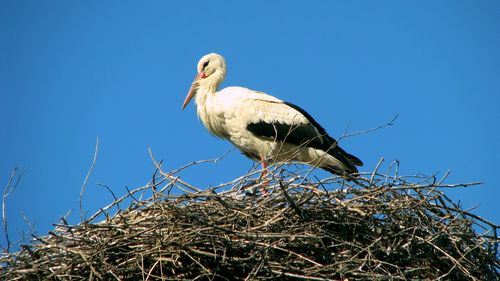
1;163;499;280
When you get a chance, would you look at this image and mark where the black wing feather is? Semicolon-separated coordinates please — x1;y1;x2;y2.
284;102;363;167
245;121;325;149
245;101;363;171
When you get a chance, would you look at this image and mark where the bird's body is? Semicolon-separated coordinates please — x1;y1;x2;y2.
182;53;362;175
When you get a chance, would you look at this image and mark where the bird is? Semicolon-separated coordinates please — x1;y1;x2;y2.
181;53;363;177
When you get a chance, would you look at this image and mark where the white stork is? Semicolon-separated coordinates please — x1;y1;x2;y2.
181;53;362;176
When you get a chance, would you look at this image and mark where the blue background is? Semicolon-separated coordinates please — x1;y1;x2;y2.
1;1;499;249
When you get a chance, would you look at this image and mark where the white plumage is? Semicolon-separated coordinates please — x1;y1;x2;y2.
182;53;362;175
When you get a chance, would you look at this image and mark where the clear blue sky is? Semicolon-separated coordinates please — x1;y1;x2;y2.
1;1;499;249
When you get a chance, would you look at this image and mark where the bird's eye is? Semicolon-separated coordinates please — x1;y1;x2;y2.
202;60;210;70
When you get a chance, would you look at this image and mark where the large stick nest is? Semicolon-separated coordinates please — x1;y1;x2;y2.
1;163;499;280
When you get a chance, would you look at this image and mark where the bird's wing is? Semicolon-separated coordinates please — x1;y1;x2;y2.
216;87;362;171
244;98;331;150
243;96;363;168
280;101;362;166
216;87;324;147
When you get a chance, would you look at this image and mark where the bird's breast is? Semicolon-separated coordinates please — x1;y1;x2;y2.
197;93;231;139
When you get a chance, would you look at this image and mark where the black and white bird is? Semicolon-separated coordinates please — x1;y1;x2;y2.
181;53;362;176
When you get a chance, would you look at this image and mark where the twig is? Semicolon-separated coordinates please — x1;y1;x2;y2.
96;183;119;210
148;147;202;192
2;167;24;253
270;269;340;281
80;136;99;221
341;113;399;139
279;180;304;219
370;157;384;186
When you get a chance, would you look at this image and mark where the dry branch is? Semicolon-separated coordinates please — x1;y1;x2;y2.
2;167;24;253
1;163;498;280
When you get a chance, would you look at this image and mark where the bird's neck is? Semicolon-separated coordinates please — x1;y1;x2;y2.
195;70;224;106
194;70;226;137
195;87;212;110
194;85;224;138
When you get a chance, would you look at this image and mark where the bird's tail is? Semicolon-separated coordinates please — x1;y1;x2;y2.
323;143;362;175
337;146;363;167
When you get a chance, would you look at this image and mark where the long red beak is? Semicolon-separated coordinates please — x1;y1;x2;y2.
181;80;198;110
181;72;206;110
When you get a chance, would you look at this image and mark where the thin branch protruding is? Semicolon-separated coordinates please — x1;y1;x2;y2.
2;167;24;253
341;113;399;139
80;136;99;221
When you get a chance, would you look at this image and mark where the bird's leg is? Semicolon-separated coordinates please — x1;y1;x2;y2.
258;159;268;181
258;157;269;193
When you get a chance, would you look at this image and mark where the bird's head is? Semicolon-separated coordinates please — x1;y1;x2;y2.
182;53;226;110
